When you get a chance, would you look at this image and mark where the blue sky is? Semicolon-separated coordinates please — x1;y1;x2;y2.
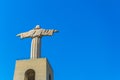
0;0;120;80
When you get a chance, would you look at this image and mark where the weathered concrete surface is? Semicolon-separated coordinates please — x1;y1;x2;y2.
14;58;53;80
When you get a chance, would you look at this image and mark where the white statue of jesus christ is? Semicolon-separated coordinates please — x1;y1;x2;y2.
17;25;58;59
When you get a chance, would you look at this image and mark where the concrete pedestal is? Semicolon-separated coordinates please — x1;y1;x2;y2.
13;58;53;80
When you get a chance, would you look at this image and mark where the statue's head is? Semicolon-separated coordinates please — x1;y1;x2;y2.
35;25;40;29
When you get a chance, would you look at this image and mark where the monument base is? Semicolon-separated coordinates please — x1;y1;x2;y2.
13;58;53;80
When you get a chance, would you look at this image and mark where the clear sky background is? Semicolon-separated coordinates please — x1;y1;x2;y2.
0;0;120;80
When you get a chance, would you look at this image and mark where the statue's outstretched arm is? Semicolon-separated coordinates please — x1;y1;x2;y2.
16;33;27;39
16;30;35;39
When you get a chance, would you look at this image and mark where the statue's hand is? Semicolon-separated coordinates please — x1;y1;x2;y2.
54;30;59;33
16;33;21;37
16;33;24;39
